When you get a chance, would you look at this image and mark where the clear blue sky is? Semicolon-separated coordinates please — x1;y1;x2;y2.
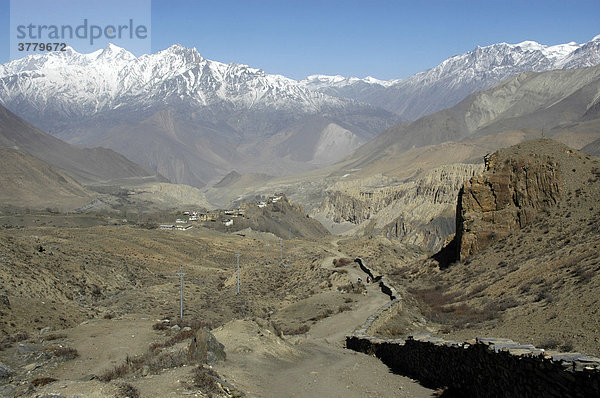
1;0;599;80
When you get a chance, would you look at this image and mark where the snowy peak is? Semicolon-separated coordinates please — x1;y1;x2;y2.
301;74;399;91
304;36;599;88
0;43;368;125
298;34;600;120
96;43;136;61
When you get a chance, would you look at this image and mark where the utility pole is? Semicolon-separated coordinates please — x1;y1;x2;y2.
266;241;269;265
236;249;240;295
176;266;186;320
280;237;283;263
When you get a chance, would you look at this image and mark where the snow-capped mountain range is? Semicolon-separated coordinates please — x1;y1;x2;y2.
300;34;600;120
0;35;598;187
0;44;396;186
0;43;362;120
2;35;598;128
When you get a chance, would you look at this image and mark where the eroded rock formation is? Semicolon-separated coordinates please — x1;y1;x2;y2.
455;139;564;260
320;164;483;250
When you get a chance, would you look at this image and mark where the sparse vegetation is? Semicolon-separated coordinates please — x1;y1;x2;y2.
46;345;78;359
31;377;58;387
152;321;170;331
44;333;67;341
338;304;352;313
99;363;130;382
150;329;196;352
0;332;29;350
100;321;201;383
407;286;500;329
337;282;366;294
192;365;222;397
115;383;140;398
333;257;353;267
283;324;310;335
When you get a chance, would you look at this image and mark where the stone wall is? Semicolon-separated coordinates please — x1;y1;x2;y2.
346;300;600;397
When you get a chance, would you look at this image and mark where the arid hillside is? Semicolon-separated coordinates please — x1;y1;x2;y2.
343;139;600;355
199;197;330;240
0;148;95;211
0;222;337;338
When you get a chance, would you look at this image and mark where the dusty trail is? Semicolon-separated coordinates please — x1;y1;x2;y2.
213;238;433;398
30;237;433;397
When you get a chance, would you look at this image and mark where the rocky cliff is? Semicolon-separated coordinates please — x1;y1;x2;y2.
453;138;589;260
319;164;483;250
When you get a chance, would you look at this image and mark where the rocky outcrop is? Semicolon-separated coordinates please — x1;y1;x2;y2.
454;140;563;260
320;191;374;224
187;328;226;364
0;361;14;379
320;164;483;250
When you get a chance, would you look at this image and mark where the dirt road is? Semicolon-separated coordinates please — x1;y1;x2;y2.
213;241;433;398
30;238;433;397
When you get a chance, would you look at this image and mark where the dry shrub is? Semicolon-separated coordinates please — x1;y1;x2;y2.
44;333;67;341
538;338;561;350
146;349;187;372
99;363;130;382
116;382;140;398
47;346;78;359
310;308;334;322
176;319;214;330
337;282;366;294
468;283;487;297
193;366;221;397
333;258;353;268
152;321;170;331
485;296;520;312
0;332;29;351
560;341;574;352
31;377;58;387
283;324;310;335
100;341;191;382
338;304;352;313
150;329;196;352
408;286;500;329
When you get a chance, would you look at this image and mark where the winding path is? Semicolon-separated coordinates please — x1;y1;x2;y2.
214;238;433;398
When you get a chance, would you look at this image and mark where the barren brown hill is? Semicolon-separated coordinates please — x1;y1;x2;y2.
346;139;600;355
0;148;94;211
0;103;164;186
200;197;330;240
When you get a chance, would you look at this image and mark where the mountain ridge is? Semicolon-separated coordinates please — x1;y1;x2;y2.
0;103;164;186
301;35;600;120
0;44;398;186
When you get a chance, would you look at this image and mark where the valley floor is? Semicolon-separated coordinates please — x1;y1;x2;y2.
0;221;434;397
